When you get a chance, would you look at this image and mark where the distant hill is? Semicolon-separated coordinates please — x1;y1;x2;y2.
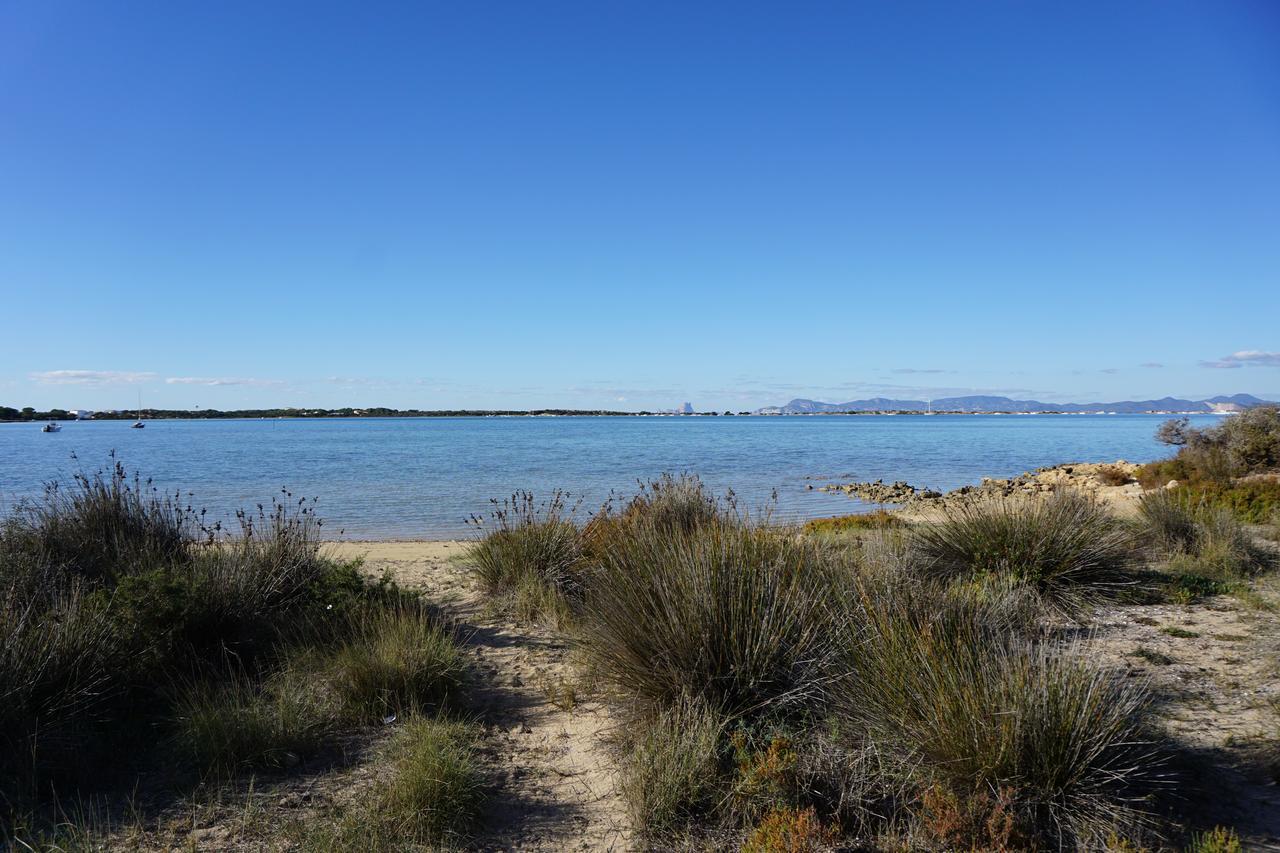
755;394;1276;415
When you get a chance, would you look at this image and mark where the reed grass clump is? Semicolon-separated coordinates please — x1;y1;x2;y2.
910;491;1135;609
465;490;584;624
366;717;485;847
328;602;466;721
171;669;333;777
294;717;485;850
840;580;1158;848
618;696;726;834
1136;490;1273;581
578;519;845;717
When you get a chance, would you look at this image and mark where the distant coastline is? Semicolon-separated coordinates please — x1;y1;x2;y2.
0;406;1242;423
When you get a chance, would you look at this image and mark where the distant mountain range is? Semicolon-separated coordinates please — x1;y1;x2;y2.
755;394;1276;415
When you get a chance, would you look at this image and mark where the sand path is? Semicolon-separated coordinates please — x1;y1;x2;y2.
326;540;631;851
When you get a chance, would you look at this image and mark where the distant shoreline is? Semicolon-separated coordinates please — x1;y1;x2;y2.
0;409;1223;424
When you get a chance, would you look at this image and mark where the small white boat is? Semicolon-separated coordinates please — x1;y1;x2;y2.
42;421;61;432
132;392;146;428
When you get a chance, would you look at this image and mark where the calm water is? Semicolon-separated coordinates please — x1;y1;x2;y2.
0;415;1217;538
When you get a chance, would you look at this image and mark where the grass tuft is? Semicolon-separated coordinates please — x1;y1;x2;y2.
842;580;1158;848
579;520;845;717
328;602;466;722
618;696;726;835
465;490;583;625
910;491;1134;610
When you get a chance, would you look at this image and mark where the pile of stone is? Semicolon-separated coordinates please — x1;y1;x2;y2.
817;479;942;504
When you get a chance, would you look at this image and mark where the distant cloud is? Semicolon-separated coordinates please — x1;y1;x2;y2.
31;369;156;385
890;368;953;375
1099;368;1120;374
1200;350;1280;369
165;376;284;387
1140;362;1164;369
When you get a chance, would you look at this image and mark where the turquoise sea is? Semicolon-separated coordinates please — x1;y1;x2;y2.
0;414;1219;538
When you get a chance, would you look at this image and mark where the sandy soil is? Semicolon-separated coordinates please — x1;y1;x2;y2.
327;540;631;852
1080;589;1280;847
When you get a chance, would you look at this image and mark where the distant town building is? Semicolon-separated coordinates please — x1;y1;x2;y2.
69;410;95;420
679;402;694;414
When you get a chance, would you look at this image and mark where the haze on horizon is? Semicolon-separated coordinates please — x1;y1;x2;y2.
2;2;1278;413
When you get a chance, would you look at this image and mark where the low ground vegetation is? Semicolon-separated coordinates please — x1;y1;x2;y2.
463;475;1235;850
0;461;479;846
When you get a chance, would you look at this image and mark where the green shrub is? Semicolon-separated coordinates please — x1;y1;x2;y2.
329;602;466;721
910;492;1134;610
802;509;902;535
1146;408;1280;485
578;521;845;716
465;490;584;624
619;697;726;835
842;582;1157;848
1176;478;1280;524
0;460;437;823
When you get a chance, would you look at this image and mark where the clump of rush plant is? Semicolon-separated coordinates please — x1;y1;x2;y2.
616;473;725;534
1136;490;1273;581
293;717;485;851
578;518;846;718
910;491;1135;610
1136;489;1200;554
617;695;726;835
840;577;1159;849
171;668;333;778
327;601;466;722
581;473;728;558
465;490;584;625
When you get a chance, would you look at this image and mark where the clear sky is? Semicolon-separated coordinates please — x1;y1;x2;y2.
2;1;1278;412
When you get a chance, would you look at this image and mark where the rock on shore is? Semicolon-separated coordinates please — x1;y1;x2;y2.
819;461;1146;515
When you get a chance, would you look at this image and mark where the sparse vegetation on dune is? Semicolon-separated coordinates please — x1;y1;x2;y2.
11;450;1280;849
456;470;1280;848
0;461;473;846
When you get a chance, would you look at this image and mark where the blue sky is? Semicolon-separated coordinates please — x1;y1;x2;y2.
2;1;1278;412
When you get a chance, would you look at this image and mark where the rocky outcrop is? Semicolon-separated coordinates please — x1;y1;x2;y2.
819;461;1147;515
818;479;942;504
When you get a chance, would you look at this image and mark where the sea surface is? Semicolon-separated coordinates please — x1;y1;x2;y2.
0;414;1219;539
